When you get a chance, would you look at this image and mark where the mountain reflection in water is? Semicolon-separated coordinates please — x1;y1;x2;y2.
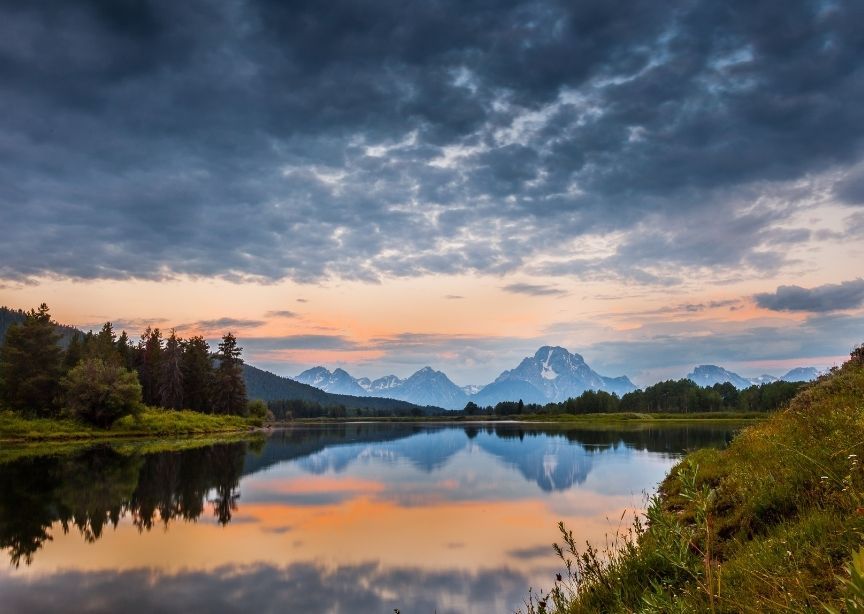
0;423;738;613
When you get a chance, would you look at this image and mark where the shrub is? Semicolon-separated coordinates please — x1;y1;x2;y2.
62;358;143;428
247;398;268;420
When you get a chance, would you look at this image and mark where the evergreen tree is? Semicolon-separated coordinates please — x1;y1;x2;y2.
212;333;247;415
181;336;213;412
159;330;184;409
137;327;163;406
0;304;64;416
90;322;117;362
116;331;133;369
63;333;84;371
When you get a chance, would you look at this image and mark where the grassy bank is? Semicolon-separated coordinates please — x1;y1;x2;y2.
0;407;260;443
530;355;864;613
0;431;263;464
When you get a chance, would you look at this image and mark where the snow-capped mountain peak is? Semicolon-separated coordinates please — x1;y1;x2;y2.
483;346;634;405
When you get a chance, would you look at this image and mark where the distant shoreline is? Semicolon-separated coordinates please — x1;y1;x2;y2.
0;410;762;446
281;411;766;425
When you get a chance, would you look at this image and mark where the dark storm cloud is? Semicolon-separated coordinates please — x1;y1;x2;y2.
502;282;567;297
835;167;864;205
1;0;863;283
754;279;864;312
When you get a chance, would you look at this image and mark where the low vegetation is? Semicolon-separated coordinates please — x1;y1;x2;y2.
526;345;864;613
0;407;259;443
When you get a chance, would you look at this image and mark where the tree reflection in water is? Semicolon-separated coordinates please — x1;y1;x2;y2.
0;422;739;567
0;443;247;566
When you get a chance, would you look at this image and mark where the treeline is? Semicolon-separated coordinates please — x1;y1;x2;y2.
0;304;257;427
460;378;807;417
259;374;806;420
267;398;430;420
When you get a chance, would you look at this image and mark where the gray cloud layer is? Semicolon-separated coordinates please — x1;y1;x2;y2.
754;279;864;312
1;0;862;283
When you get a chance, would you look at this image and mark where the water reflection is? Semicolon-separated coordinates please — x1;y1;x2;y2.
0;423;739;613
0;443;246;566
0;562;531;614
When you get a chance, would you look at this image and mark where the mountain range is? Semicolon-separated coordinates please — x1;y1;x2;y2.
296;346;638;410
0;307;825;410
296;347;825;409
686;365;822;389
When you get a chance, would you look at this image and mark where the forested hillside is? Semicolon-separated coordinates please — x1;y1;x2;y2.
0;307;79;347
243;364;430;412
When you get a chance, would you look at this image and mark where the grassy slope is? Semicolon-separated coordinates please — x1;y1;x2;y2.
0;407;259;443
539;356;864;613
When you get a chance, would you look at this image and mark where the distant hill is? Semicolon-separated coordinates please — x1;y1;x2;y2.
687;364;821;389
0;306;81;347
295;364;470;409
295;366;371;396
687;365;754;389
780;367;821;382
243;363;431;412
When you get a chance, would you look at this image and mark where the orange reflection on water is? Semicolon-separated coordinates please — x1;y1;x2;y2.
10;489;641;587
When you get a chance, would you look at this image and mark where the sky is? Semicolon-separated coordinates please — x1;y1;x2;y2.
1;0;863;386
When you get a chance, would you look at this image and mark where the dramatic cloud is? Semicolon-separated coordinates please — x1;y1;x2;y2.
754;279;864;312
1;0;862;284
835;166;864;205
502;283;567;297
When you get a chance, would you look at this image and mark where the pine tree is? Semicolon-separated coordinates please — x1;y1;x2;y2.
0;303;64;416
159;330;184;409
116;331;133;369
212;333;247;415
181;335;213;413
90;322;118;362
137;327;163;406
63;333;84;371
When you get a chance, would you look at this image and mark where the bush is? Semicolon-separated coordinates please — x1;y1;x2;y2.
62;358;143;428
246;398;268;420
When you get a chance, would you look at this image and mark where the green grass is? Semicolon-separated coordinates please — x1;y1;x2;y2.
0;406;261;443
526;356;864;613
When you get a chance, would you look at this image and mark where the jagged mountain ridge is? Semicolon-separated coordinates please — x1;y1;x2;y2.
292;346;637;409
298;364;468;409
687;364;822;389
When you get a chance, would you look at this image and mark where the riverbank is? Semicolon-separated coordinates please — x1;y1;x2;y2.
0;408;261;443
530;354;864;613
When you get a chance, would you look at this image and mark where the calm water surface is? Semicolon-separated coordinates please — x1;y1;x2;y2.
0;423;738;613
